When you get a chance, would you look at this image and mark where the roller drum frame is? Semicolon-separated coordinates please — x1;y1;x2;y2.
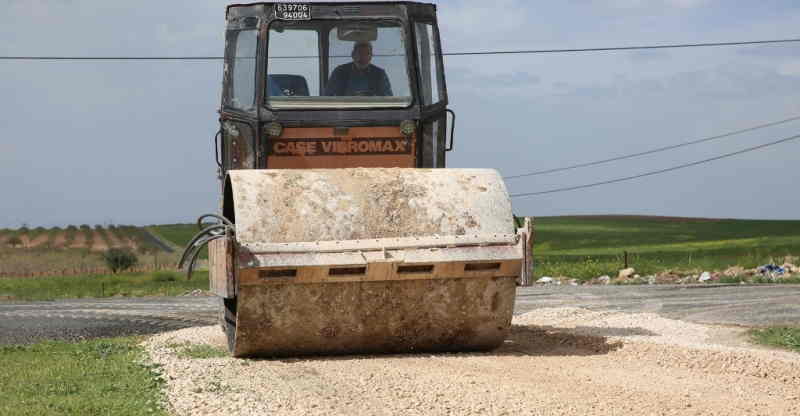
209;168;530;357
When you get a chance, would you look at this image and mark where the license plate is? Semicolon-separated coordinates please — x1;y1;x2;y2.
275;3;311;20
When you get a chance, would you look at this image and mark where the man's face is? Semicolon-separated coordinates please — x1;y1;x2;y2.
353;44;372;68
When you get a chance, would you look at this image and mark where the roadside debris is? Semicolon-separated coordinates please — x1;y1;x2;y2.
758;264;785;276
617;268;636;280
724;266;745;277
535;262;797;286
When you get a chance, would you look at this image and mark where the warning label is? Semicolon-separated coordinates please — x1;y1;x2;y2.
269;137;411;156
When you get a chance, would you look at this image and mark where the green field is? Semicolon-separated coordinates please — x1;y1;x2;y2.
749;327;800;353
533;216;800;279
0;271;209;301
0;337;166;416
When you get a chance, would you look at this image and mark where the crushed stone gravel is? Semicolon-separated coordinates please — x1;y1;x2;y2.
143;307;800;416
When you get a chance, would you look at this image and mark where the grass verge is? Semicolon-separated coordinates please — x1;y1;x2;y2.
0;271;208;301
0;337;166;416
748;327;800;353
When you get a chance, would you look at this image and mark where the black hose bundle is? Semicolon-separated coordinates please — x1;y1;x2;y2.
178;214;235;280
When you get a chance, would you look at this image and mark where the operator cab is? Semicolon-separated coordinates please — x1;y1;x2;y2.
218;2;453;177
269;20;405;106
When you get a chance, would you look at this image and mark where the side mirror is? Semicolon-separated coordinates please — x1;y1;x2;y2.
337;24;377;42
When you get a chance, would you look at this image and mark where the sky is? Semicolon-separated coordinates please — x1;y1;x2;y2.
2;0;800;228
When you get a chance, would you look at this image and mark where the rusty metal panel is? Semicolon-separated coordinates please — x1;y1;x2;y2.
223;120;255;170
208;238;235;298
266;126;416;169
226;168;514;245
517;217;534;287
239;260;522;287
238;259;522;285
232;276;517;357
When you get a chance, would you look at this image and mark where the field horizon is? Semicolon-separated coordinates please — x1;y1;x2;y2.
1;215;798;280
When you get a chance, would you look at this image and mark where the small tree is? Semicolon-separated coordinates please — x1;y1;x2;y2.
102;248;138;274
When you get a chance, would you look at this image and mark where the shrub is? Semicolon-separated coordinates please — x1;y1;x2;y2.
102;248;138;274
64;225;78;245
152;271;177;282
6;235;22;248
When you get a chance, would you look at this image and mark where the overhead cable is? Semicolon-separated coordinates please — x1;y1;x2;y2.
445;37;800;56
504;114;800;180
509;132;800;198
2;37;799;60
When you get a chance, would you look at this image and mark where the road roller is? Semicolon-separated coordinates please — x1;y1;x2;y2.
180;2;534;357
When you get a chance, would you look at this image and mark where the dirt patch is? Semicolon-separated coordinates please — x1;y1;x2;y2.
68;232;87;249
89;231;109;251
50;232;67;248
125;237;139;250
28;233;51;248
144;307;799;416
103;231;124;248
17;235;31;248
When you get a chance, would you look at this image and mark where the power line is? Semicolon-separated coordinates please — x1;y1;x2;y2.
445;37;800;56
509;132;800;199
2;37;799;60
504;115;800;180
0;56;223;61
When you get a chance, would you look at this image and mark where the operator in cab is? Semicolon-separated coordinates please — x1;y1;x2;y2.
324;41;393;97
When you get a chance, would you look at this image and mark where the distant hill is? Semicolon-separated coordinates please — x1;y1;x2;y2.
0;225;163;252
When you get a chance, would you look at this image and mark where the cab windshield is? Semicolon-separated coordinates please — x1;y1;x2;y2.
266;20;412;109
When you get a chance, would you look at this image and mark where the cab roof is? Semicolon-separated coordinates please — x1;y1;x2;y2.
227;2;436;18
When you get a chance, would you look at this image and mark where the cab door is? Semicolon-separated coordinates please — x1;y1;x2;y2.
218;17;261;185
414;20;449;168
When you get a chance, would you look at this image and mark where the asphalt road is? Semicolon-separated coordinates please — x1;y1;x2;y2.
0;296;218;345
515;284;800;327
1;284;799;345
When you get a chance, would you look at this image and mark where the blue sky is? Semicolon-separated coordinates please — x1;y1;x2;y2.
2;0;800;228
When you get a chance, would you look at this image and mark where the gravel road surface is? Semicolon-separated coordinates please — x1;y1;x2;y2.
145;307;800;416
